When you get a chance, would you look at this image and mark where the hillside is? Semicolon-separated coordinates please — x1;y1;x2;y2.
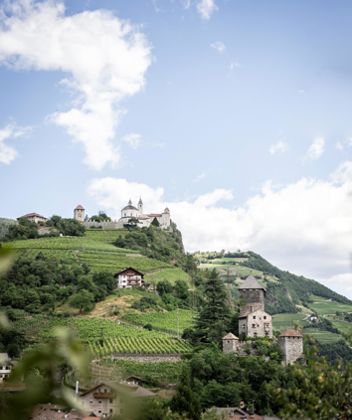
10;228;191;285
196;251;352;345
3;226;352;388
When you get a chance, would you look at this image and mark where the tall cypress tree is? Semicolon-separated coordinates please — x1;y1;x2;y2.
194;269;232;345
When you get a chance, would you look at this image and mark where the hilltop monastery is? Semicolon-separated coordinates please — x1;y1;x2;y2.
74;198;172;230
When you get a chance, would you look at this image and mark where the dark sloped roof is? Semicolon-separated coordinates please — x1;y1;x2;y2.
238;275;266;291
114;267;144;277
122;204;139;211
19;213;47;220
75;204;85;210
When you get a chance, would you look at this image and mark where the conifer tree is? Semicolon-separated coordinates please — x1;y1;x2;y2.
193;269;232;345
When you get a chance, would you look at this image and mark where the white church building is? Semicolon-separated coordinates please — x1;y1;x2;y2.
119;198;171;229
80;198;172;230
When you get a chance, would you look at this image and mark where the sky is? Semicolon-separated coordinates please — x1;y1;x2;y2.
0;0;351;296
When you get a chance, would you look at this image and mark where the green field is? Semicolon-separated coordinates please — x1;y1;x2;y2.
14;315;191;355
330;319;352;335
122;309;195;335
144;267;191;285
308;295;352;315
9;232;176;275
272;313;308;331
199;262;263;279
95;359;185;385
303;328;343;344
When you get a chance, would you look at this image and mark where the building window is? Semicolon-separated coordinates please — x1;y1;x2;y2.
252;324;256;328
263;316;267;320
254;332;258;337
253;316;256;319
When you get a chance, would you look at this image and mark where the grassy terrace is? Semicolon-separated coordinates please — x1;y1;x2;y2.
14;315;191;355
122;309;196;335
272;313;308;331
94;359;185;385
308;295;352;316
9;231;174;275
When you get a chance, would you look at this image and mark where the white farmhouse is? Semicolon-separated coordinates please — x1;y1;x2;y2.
114;267;145;289
0;353;12;382
18;212;47;224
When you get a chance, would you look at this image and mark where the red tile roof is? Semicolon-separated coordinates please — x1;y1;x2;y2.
280;328;303;337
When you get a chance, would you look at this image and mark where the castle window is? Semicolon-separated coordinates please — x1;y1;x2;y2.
253;316;256;319
263;316;267;319
252;324;256;328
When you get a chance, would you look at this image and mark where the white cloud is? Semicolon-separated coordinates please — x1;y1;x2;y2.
194;172;206;182
0;124;29;164
336;138;352;151
306;137;325;160
210;41;225;54
0;1;151;170
331;160;352;184
269;140;288;155
122;133;142;150
181;0;192;9
229;61;241;71
197;0;217;20
88;160;352;297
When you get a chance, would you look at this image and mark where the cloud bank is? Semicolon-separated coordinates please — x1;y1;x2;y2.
88;161;352;296
306;137;325;160
197;0;217;20
0;1;151;170
0;124;29;164
269;140;288;155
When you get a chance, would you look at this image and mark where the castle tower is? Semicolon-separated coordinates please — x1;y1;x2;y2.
279;329;304;365
138;198;143;215
222;333;239;353
238;276;272;338
161;207;171;228
74;205;85;222
238;276;266;312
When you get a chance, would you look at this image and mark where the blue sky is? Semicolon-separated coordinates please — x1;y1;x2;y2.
0;0;351;295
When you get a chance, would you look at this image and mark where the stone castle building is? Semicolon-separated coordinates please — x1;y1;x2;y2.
74;198;172;230
278;328;304;365
223;275;303;365
238;276;272;338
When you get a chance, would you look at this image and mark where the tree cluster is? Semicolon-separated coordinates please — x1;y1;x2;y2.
0;253;115;313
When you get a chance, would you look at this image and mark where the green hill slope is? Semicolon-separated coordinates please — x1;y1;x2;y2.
10;229;190;284
196;251;352;345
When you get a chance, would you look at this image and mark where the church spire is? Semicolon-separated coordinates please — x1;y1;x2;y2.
138;197;143;214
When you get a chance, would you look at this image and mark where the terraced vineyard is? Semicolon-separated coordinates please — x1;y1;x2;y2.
94;359;185;385
9;230;192;286
123;309;195;335
90;336;191;356
9;232;172;274
272;313;308;331
15;315;192;356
